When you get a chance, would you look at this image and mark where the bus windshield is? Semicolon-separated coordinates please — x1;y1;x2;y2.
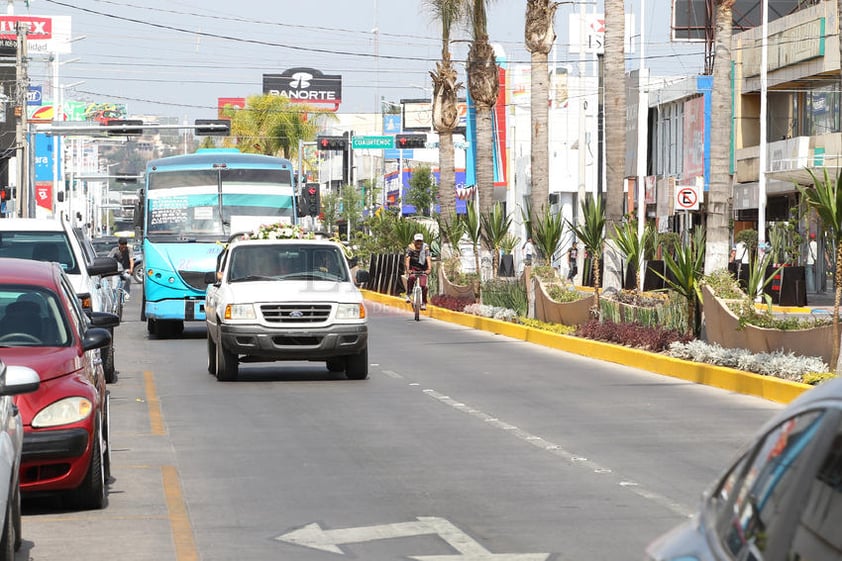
146;167;295;240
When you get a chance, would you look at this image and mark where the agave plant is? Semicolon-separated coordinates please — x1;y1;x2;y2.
531;205;564;267
655;228;706;336
566;195;606;312
460;203;483;288
801;169;842;369
612;218;653;291
437;211;466;257
480;202;512;276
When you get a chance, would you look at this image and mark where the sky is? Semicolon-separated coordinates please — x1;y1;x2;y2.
19;0;706;123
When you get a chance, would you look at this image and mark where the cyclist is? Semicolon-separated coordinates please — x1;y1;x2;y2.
405;233;431;310
108;237;134;301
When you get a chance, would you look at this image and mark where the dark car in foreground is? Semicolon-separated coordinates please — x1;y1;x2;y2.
646;376;842;561
0;258;119;510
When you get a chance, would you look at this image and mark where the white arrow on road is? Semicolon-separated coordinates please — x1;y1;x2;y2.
275;516;550;560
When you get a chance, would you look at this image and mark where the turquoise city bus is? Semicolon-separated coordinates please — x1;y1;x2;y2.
137;149;298;338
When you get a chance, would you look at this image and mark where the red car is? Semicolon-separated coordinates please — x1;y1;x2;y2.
0;258;118;510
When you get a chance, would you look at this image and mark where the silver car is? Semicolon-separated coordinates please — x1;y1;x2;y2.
0;360;39;561
646;376;842;561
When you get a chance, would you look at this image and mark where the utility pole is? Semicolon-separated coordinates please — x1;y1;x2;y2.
15;22;28;218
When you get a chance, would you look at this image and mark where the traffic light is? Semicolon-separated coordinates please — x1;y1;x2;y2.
316;136;346;151
0;187;9;201
305;184;320;217
195;119;231;136
394;133;427;149
105;119;144;136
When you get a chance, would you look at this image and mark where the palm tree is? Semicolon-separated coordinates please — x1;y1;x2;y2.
801;169;842;370
566;195;606;312
603;0;626;290
704;0;735;274
465;0;499;220
227;94;331;159
480;202;512;276
524;0;559;214
426;0;464;218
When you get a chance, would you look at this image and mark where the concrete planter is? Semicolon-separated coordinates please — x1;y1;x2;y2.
438;267;478;300
533;277;594;326
701;285;834;365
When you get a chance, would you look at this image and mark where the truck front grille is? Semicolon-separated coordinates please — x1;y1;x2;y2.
261;304;332;323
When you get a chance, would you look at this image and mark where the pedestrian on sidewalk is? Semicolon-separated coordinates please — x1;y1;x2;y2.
567;241;579;282
522;237;534;267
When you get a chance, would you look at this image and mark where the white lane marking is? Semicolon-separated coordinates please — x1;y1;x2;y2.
275;516;550;560
382;370;403;379
420;387;691;517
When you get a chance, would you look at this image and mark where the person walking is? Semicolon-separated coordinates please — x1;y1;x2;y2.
806;232;818;292
522;237;535;267
567;241;579;283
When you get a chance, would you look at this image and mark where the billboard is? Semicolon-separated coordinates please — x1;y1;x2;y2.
218;97;245;119
0;15;72;54
263;68;342;110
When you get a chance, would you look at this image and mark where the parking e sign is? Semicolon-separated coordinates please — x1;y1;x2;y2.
674;184;700;211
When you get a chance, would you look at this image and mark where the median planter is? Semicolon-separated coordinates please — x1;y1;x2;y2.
438;267;478;300
533;277;594;326
701;285;834;365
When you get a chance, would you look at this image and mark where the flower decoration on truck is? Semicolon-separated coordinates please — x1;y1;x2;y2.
251;223;315;240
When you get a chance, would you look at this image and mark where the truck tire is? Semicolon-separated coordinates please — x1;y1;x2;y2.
345;348;368;380
215;337;238;381
207;332;217;374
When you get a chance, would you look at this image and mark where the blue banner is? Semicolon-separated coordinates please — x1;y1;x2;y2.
34;133;59;182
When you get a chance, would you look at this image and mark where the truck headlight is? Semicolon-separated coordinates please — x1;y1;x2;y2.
32;397;93;428
336;303;365;319
224;303;256;320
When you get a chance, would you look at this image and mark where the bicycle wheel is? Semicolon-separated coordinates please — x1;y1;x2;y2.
413;286;421;321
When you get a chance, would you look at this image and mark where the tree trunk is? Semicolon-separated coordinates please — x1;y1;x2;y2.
705;0;735;274
603;0;626;291
439;132;456;216
475;105;495;220
530;50;550;214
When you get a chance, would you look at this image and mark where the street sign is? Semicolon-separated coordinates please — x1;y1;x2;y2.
352;135;394;150
674;184;700;211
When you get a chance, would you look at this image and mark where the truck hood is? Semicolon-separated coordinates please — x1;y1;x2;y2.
225;280;363;304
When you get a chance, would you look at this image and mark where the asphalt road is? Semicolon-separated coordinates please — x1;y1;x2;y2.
17;296;784;561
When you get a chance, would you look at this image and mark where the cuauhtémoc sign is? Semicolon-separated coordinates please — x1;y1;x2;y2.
263;67;342;111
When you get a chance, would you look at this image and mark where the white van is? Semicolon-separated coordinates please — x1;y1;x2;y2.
0;218;121;382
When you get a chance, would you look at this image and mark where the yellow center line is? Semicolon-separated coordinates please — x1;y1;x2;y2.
162;465;199;561
144;370;166;436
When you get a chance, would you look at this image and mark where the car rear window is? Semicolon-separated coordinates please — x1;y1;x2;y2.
0;231;80;274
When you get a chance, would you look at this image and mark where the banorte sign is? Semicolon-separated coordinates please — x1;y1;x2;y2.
263;68;342;111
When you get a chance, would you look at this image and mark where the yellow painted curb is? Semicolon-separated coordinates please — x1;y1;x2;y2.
362;289;812;404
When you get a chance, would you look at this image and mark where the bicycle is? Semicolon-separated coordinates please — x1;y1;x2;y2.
409;272;426;321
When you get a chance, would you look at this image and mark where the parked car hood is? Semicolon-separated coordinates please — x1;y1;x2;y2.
0;347;83;383
225;280;363;304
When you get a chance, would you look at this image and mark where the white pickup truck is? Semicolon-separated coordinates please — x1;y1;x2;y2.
204;237;370;381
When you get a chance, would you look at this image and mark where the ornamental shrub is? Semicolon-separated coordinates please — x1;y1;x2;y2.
429;294;475;312
575;320;691;352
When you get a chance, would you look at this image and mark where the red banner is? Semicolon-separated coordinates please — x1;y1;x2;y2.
35;182;52;211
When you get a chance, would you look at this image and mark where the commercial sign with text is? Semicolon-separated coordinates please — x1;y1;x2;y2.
263;68;342;110
0;15;72;54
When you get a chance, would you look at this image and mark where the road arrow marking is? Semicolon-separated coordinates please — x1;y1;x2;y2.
275;516;550;560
